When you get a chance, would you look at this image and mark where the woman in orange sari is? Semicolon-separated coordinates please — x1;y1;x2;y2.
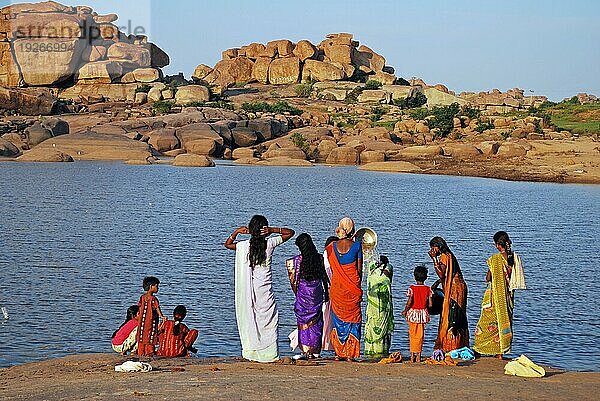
428;237;469;352
325;217;363;360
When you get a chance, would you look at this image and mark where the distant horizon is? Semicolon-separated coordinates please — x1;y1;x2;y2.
3;0;599;101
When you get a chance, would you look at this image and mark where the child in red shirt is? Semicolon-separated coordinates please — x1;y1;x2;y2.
402;265;433;362
111;305;139;355
137;276;167;356
157;305;198;357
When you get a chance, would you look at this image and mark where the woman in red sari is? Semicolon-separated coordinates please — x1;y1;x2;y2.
137;276;166;356
326;217;363;360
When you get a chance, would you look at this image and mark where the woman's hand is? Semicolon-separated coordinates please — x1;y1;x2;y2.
237;226;249;235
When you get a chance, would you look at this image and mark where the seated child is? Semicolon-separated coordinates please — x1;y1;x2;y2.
401;265;433;363
157;305;198;357
111;305;139;355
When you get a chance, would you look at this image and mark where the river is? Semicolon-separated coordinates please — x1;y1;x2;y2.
0;161;598;371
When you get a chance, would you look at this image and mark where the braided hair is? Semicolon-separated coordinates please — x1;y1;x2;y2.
172;305;187;336
493;231;514;267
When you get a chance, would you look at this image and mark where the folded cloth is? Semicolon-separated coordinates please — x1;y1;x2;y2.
425;355;457;366
509;253;526;291
449;347;475;361
504;355;545;378
432;349;445;362
378;352;402;364
115;361;153;373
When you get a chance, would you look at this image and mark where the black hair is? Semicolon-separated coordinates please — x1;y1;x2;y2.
324;236;338;248
429;236;450;253
143;276;160;291
111;305;139;339
414;264;428;283
493;231;514;267
248;215;268;269
429;236;462;275
380;255;389;265
296;233;326;282
173;305;187;336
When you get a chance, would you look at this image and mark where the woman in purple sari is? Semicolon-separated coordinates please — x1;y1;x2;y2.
289;233;329;359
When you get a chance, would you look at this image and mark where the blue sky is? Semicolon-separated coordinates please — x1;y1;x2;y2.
4;0;600;100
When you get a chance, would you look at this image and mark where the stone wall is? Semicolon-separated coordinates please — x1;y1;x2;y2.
192;33;397;93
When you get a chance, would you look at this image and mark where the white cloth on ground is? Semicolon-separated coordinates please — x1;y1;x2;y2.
114;361;152;372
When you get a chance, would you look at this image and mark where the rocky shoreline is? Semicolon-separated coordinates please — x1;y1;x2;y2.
0;354;598;401
0;1;598;185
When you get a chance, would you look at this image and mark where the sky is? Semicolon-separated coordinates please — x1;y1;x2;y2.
3;0;600;101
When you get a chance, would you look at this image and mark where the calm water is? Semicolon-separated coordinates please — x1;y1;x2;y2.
0;161;598;371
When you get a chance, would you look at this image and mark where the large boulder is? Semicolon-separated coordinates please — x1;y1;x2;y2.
359;150;385;164
27;131;152;160
192;64;213;82
0;138;20;157
442;143;483;158
257;157;312;167
232;147;256;160
497;142;528;158
175;85;210;105
316;140;338;162
13;38;86;86
107;42;151;67
176;123;223;149
24;122;52;147
59;82;138;102
247;118;285;141
268;57;301;85
326;146;359;165
293;40;317;61
17;148;73;162
262;146;306;160
41;117;69;137
358;90;391;104
353;45;386;73
399;145;443;158
172;154;215;167
251;57;271;84
0;42;21;86
240;43;266;60
207;57;255;88
302;60;345;82
76;60;127;83
0;87;57;115
424;87;467;107
231;127;258;147
148;128;180;152
358;161;422;173
186;138;218;156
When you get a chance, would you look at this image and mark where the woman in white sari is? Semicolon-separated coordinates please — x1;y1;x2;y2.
224;215;295;362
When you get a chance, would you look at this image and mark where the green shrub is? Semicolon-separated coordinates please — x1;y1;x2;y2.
241;101;302;115
427;102;460;139
370;105;389;122
393;92;428;109
152;100;174;114
295;81;314;98
290;132;309;153
365;80;382;90
184;100;234;110
564;96;581;105
461;105;481;119
475;119;495;134
345;87;364;104
500;130;513;140
135;84;152;94
533;119;544;135
407;107;430;121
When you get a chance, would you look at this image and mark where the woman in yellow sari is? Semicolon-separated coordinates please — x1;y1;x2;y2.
473;231;526;358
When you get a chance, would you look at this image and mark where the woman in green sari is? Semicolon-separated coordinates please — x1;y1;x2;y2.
473;231;526;358
364;255;394;358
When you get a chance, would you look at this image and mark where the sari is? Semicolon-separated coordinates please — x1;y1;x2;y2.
364;260;394;358
290;255;325;354
234;236;283;362
434;252;469;352
326;241;363;359
321;249;334;351
473;253;517;355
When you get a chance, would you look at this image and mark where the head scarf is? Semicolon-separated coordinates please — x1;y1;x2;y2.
335;217;355;239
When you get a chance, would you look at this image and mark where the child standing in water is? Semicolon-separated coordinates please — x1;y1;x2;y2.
402;265;433;363
157;305;199;357
137;276;166;356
